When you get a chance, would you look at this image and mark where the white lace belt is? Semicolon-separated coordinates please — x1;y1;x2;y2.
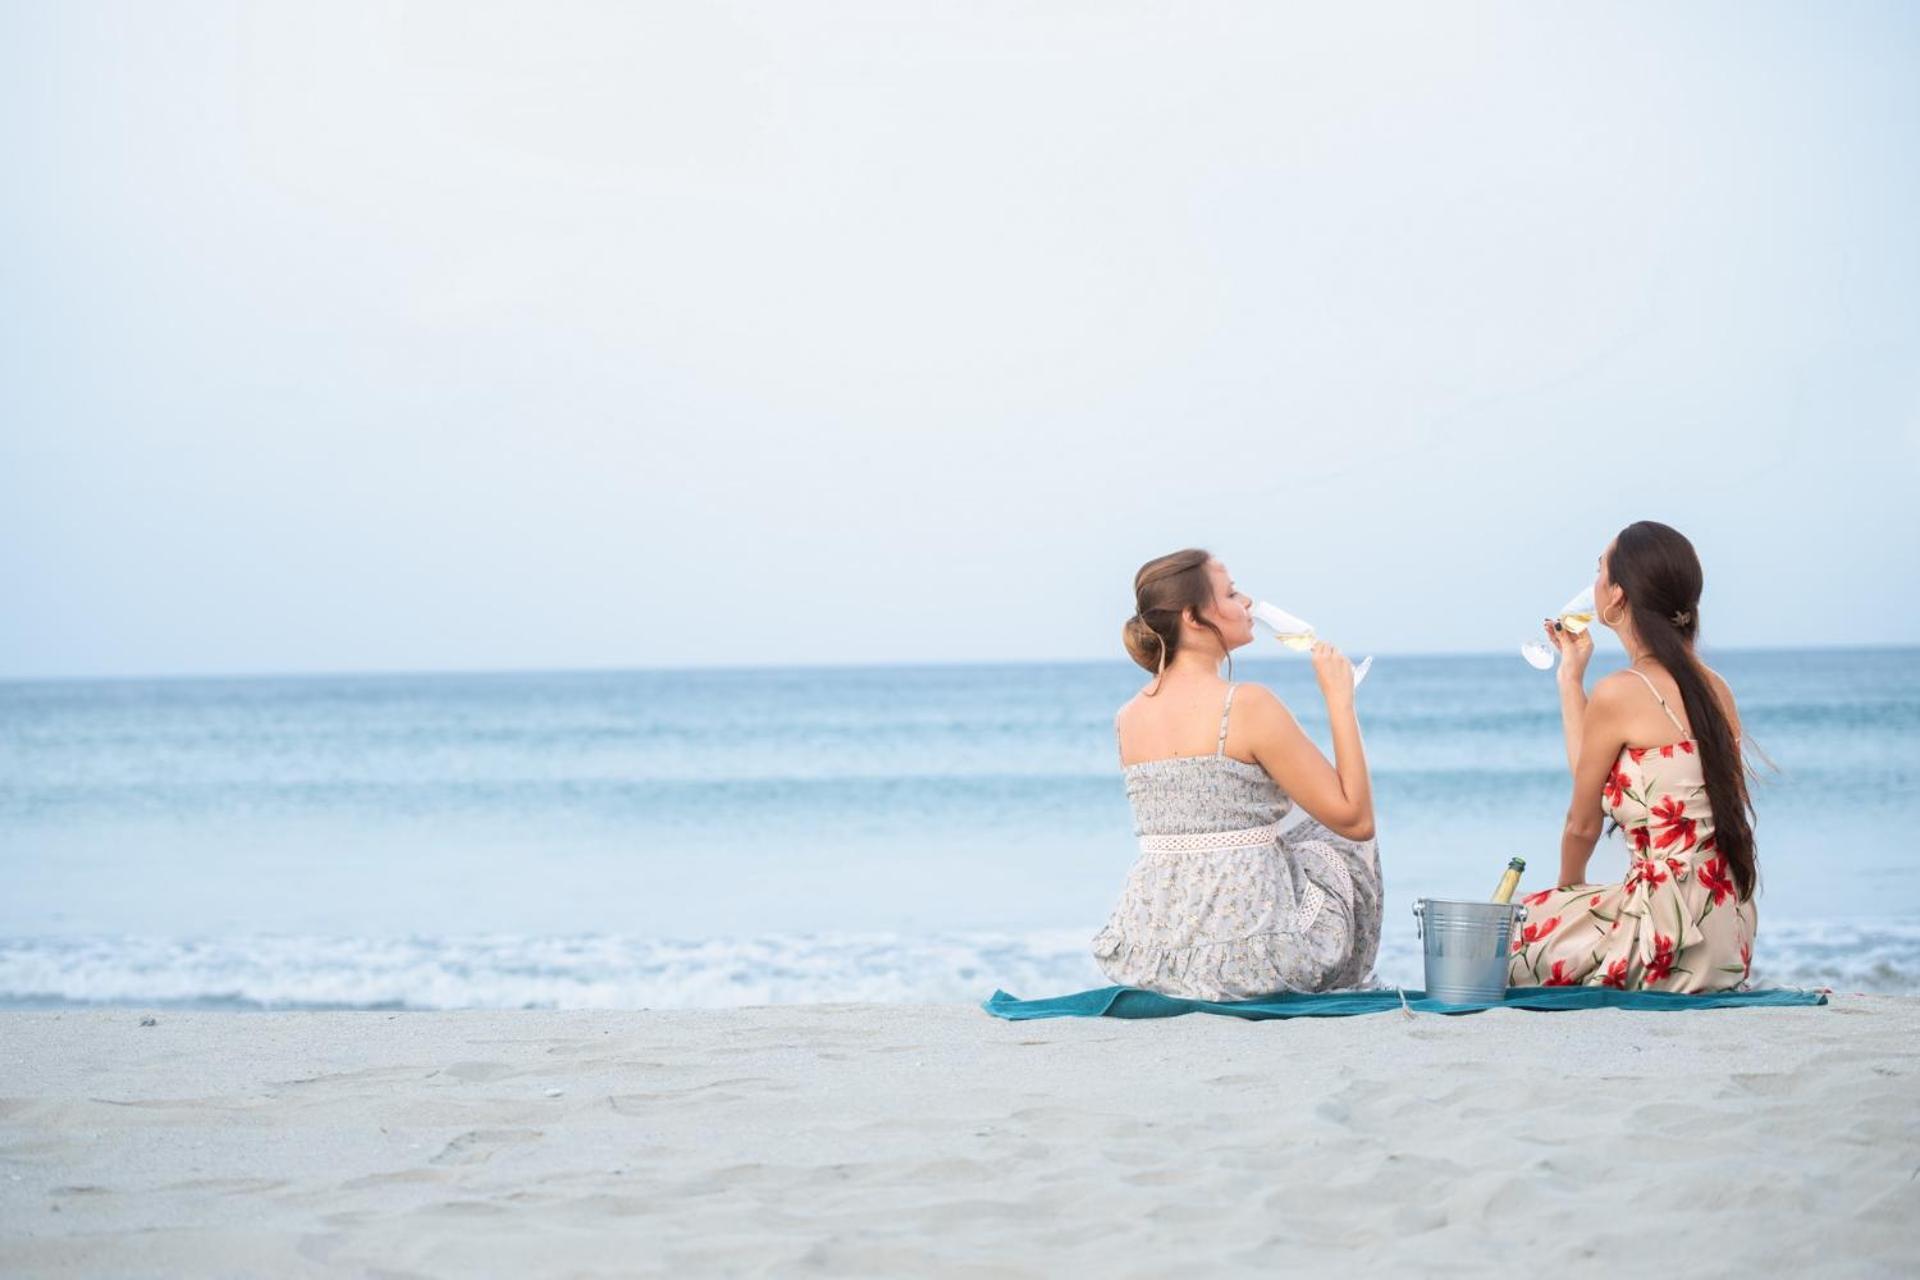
1138;821;1285;854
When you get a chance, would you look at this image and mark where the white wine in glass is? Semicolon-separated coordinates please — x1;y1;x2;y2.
1520;586;1597;670
1250;601;1373;687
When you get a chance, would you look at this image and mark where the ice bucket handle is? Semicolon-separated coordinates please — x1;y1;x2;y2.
1413;899;1528;941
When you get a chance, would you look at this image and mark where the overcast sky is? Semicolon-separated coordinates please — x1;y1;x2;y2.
3;2;1916;679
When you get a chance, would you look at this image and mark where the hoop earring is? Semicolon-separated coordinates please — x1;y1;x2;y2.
1601;602;1627;628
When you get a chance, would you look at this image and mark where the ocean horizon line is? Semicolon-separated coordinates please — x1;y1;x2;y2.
5;640;1918;688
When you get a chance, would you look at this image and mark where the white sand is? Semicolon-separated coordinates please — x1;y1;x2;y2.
2;997;1916;1277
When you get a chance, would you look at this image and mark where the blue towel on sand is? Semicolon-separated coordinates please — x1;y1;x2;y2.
982;984;1828;1020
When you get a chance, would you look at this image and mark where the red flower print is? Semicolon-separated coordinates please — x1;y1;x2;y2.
1522;888;1554;908
1644;934;1677;983
1740;941;1752;977
1543;960;1578;987
1517;916;1561;947
1699;857;1736;906
1589;895;1602;907
1628;826;1652;855
1603;768;1632;807
1665;857;1689;883
1600;957;1630;989
1651;796;1697;852
1625;858;1668;897
1627;747;1649;764
1701;832;1716;854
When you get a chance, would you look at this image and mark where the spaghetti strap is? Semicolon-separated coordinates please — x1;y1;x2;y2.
1625;667;1689;735
1113;712;1126;767
1215;683;1240;756
1093;676;1386;1000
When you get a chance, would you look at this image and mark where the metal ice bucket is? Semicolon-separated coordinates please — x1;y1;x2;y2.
1412;898;1528;1004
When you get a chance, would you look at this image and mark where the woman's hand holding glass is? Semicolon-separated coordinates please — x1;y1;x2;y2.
1310;640;1358;710
1544;615;1593;686
1520;586;1596;671
1251;600;1372;688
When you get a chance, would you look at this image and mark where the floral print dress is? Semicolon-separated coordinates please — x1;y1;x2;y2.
1508;669;1757;991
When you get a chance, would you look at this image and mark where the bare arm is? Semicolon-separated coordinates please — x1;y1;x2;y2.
1558;676;1632;887
1547;617;1595;779
1557;682;1587;779
1240;646;1374;841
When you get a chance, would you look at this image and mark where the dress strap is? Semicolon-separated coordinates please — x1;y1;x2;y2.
1113;711;1126;766
1215;683;1240;756
1625;667;1688;735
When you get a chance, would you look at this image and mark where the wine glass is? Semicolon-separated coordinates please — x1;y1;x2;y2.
1520;586;1597;670
1250;601;1372;687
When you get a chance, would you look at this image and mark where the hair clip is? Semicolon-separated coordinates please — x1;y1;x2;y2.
1670;609;1692;626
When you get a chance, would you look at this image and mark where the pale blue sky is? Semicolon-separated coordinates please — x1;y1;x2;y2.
3;2;1916;679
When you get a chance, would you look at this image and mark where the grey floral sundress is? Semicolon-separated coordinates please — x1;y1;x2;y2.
1091;682;1384;999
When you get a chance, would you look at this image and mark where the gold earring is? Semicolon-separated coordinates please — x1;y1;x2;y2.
1601;602;1626;627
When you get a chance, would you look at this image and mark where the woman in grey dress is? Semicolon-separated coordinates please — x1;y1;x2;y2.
1091;548;1383;999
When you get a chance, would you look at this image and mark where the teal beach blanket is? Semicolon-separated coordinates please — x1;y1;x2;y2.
982;984;1828;1020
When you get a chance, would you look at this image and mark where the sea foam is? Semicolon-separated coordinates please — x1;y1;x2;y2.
2;919;1913;1011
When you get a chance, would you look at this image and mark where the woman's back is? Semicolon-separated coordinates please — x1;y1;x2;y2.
1116;683;1294;837
1115;678;1262;768
1508;662;1756;990
1093;681;1384;998
1098;547;1381;997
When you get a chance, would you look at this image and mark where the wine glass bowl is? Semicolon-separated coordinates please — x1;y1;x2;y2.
1520;586;1597;671
1250;600;1371;688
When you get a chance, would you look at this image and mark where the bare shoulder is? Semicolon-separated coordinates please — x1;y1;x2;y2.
1700;663;1737;700
1588;670;1641;702
1115;684;1183;727
1227;682;1296;728
1229;681;1281;709
1584;671;1642;720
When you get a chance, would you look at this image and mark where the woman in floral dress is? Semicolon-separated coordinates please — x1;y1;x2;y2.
1510;521;1758;991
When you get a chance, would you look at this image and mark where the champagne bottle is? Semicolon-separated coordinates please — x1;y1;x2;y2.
1491;857;1525;904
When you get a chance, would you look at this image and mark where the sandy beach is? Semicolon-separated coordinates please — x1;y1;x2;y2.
2;997;1915;1277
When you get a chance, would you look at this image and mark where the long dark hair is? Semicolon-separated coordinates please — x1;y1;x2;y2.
1122;549;1234;693
1608;521;1757;901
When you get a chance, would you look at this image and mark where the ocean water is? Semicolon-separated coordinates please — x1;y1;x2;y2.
3;649;1916;1008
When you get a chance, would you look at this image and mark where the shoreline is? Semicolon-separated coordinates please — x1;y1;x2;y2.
5;915;1918;1012
4;998;1915;1275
